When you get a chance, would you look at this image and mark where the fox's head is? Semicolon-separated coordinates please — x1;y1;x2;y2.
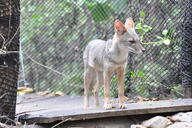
114;18;145;54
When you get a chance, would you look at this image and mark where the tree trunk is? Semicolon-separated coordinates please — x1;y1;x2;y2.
181;0;192;98
0;0;20;124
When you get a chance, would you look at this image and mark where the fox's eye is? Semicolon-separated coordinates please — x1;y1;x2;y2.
130;40;135;44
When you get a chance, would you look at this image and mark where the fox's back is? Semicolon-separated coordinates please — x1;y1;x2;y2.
83;39;112;70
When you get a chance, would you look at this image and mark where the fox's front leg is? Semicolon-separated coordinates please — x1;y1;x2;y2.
84;70;92;109
116;67;127;109
103;70;112;110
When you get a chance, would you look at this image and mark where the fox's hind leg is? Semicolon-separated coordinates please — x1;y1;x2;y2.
84;67;94;109
93;71;102;107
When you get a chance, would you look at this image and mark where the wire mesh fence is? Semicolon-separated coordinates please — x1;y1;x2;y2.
19;0;188;99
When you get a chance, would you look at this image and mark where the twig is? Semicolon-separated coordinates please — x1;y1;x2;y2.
0;34;6;45
24;52;64;76
0;49;19;55
7;5;12;40
0;122;9;128
4;26;19;48
0;93;6;99
51;118;72;128
0;116;16;125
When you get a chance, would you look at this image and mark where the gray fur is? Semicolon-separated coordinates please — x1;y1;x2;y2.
83;21;145;109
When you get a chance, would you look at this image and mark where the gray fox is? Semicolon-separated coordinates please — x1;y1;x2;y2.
83;18;145;109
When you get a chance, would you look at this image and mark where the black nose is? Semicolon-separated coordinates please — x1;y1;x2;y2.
142;49;145;53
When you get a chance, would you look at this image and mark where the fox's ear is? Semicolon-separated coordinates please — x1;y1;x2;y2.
125;18;135;28
114;20;127;35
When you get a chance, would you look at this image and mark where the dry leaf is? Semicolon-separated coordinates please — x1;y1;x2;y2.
37;91;49;96
151;98;160;101
49;93;56;96
17;87;34;96
17;87;28;91
49;91;65;96
123;96;131;101
137;96;149;102
55;91;65;96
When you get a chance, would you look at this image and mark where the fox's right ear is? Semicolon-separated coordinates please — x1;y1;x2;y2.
125;18;135;29
114;20;127;35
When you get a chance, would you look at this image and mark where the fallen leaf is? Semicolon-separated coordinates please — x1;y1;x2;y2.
55;91;65;96
17;87;33;95
123;96;131;101
137;96;149;102
151;97;160;101
37;91;49;96
49;91;65;96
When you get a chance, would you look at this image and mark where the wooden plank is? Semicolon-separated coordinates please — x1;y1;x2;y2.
16;94;192;124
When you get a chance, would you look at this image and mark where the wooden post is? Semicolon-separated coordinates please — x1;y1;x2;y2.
0;0;20;124
181;0;192;98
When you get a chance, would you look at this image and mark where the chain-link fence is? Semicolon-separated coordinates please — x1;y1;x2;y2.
20;0;188;99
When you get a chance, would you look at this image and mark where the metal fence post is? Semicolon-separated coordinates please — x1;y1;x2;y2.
181;0;192;98
0;0;20;124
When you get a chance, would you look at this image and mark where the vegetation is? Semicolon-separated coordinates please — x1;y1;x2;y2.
20;0;185;98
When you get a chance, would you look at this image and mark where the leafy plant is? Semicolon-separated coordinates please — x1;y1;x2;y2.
86;2;113;22
135;11;153;42
155;28;174;45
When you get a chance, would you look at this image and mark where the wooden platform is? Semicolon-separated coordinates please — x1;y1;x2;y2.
16;93;192;124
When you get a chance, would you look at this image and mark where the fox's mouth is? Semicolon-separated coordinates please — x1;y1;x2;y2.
127;47;143;55
119;44;143;54
127;47;137;53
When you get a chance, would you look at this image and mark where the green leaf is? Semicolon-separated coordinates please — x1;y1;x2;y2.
143;25;152;32
163;39;171;45
162;29;168;36
87;2;113;22
135;23;144;33
156;35;163;40
135;23;142;29
31;14;40;19
140;11;146;17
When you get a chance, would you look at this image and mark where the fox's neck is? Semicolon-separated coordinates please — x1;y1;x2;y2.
109;34;129;61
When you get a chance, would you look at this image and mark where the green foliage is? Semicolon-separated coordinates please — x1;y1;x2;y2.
135;12;152;41
86;2;113;22
155;28;175;45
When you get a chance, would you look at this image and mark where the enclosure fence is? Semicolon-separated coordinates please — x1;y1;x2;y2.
19;0;190;99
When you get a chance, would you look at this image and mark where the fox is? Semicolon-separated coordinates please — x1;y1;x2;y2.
83;18;145;110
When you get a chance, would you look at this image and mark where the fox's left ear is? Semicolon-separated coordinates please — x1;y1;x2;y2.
125;18;135;28
114;20;127;35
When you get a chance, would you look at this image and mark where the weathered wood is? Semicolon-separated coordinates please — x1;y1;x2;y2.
16;94;192;124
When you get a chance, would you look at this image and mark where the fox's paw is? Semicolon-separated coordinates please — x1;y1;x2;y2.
104;103;113;110
119;103;127;109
